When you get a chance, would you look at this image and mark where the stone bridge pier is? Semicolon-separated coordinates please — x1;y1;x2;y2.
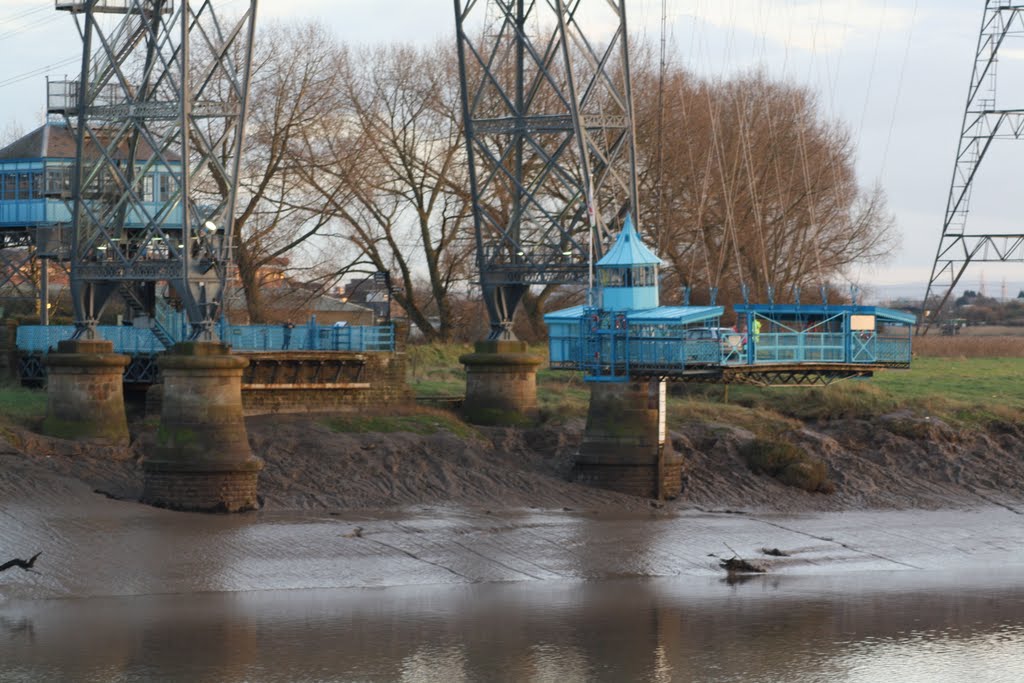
576;379;682;500
142;342;262;513
42;339;130;445
460;340;542;425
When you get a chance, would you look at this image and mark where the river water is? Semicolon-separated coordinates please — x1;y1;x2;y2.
2;504;1024;681
3;573;1024;682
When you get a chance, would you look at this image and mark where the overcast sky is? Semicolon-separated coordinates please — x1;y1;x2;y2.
0;1;1017;300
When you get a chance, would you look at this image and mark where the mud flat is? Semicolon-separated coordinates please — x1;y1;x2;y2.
1;412;1024;600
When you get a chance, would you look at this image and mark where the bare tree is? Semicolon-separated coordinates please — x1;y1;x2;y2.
632;61;897;308
299;43;475;341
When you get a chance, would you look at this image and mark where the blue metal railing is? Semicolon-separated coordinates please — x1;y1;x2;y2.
220;322;394;352
751;333;847;363
16;325;164;354
16;321;396;355
552;326;912;378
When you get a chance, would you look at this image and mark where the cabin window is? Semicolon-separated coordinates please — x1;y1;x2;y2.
1;173;14;200
598;265;657;287
633;265;657;286
18;173;29;199
598;267;626;287
158;174;172;202
45;167;70;195
143;176;154;202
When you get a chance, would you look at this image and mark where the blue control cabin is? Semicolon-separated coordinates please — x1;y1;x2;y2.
544;215;914;383
0;121;183;236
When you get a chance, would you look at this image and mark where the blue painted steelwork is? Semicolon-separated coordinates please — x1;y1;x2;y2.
218;321;395;353
16;324;163;354
16;320;396;355
733;304;914;366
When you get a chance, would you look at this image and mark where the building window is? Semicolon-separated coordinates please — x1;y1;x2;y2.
1;174;13;200
143;176;154;202
45;167;70;196
18;173;29;199
158;174;172;202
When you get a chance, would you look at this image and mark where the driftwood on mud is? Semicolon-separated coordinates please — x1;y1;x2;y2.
719;543;767;574
0;552;41;574
719;556;766;573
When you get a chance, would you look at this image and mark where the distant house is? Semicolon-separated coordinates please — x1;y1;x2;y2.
342;274;392;323
223;284;376;326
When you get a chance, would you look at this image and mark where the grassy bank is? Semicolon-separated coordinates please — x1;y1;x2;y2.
0;382;46;429
407;342;1024;432
2;341;1020;441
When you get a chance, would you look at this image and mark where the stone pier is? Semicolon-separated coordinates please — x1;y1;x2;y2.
142;342;262;513
43;339;130;445
459;340;542;425
575;379;682;500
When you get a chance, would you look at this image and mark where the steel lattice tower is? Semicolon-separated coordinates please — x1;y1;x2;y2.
454;0;639;339
51;0;257;340
921;2;1024;334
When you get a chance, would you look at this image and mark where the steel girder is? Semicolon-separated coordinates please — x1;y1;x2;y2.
0;230;37;303
454;0;639;339
921;2;1024;334
53;0;257;340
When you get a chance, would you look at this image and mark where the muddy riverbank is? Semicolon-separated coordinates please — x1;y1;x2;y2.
1;410;1024;602
3;410;1024;515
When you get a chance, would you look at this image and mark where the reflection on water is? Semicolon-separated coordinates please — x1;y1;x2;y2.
2;575;1024;682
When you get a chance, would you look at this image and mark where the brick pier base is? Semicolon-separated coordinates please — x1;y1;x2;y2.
575;379;682;500
460;340;542;425
142;342;263;513
43;339;130;445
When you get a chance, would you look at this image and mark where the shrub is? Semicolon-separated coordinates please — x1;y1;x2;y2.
739;437;834;494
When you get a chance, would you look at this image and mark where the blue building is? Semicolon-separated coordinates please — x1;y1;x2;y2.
0;120;182;234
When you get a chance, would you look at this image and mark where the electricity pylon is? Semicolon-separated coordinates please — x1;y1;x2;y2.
921;2;1024;333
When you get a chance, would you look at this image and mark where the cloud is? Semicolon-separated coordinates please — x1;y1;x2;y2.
681;0;915;52
996;47;1024;62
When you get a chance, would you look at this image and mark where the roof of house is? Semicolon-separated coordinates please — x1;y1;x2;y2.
0;122;180;163
596;213;662;269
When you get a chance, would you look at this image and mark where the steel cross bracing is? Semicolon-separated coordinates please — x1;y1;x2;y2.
454;0;639;339
921;2;1024;334
0;230;36;302
52;0;257;340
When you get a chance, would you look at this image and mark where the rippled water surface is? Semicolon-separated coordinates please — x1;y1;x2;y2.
3;574;1024;682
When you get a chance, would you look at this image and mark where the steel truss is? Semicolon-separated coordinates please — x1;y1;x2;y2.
921;2;1024;334
648;365;881;387
53;0;257;340
454;0;639;339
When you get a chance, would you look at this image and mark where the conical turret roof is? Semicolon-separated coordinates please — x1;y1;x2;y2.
596;213;662;268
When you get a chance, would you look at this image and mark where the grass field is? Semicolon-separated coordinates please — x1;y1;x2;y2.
0;382;46;428
407;342;1024;429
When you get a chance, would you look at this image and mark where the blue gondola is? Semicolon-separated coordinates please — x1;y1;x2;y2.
544;214;913;384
